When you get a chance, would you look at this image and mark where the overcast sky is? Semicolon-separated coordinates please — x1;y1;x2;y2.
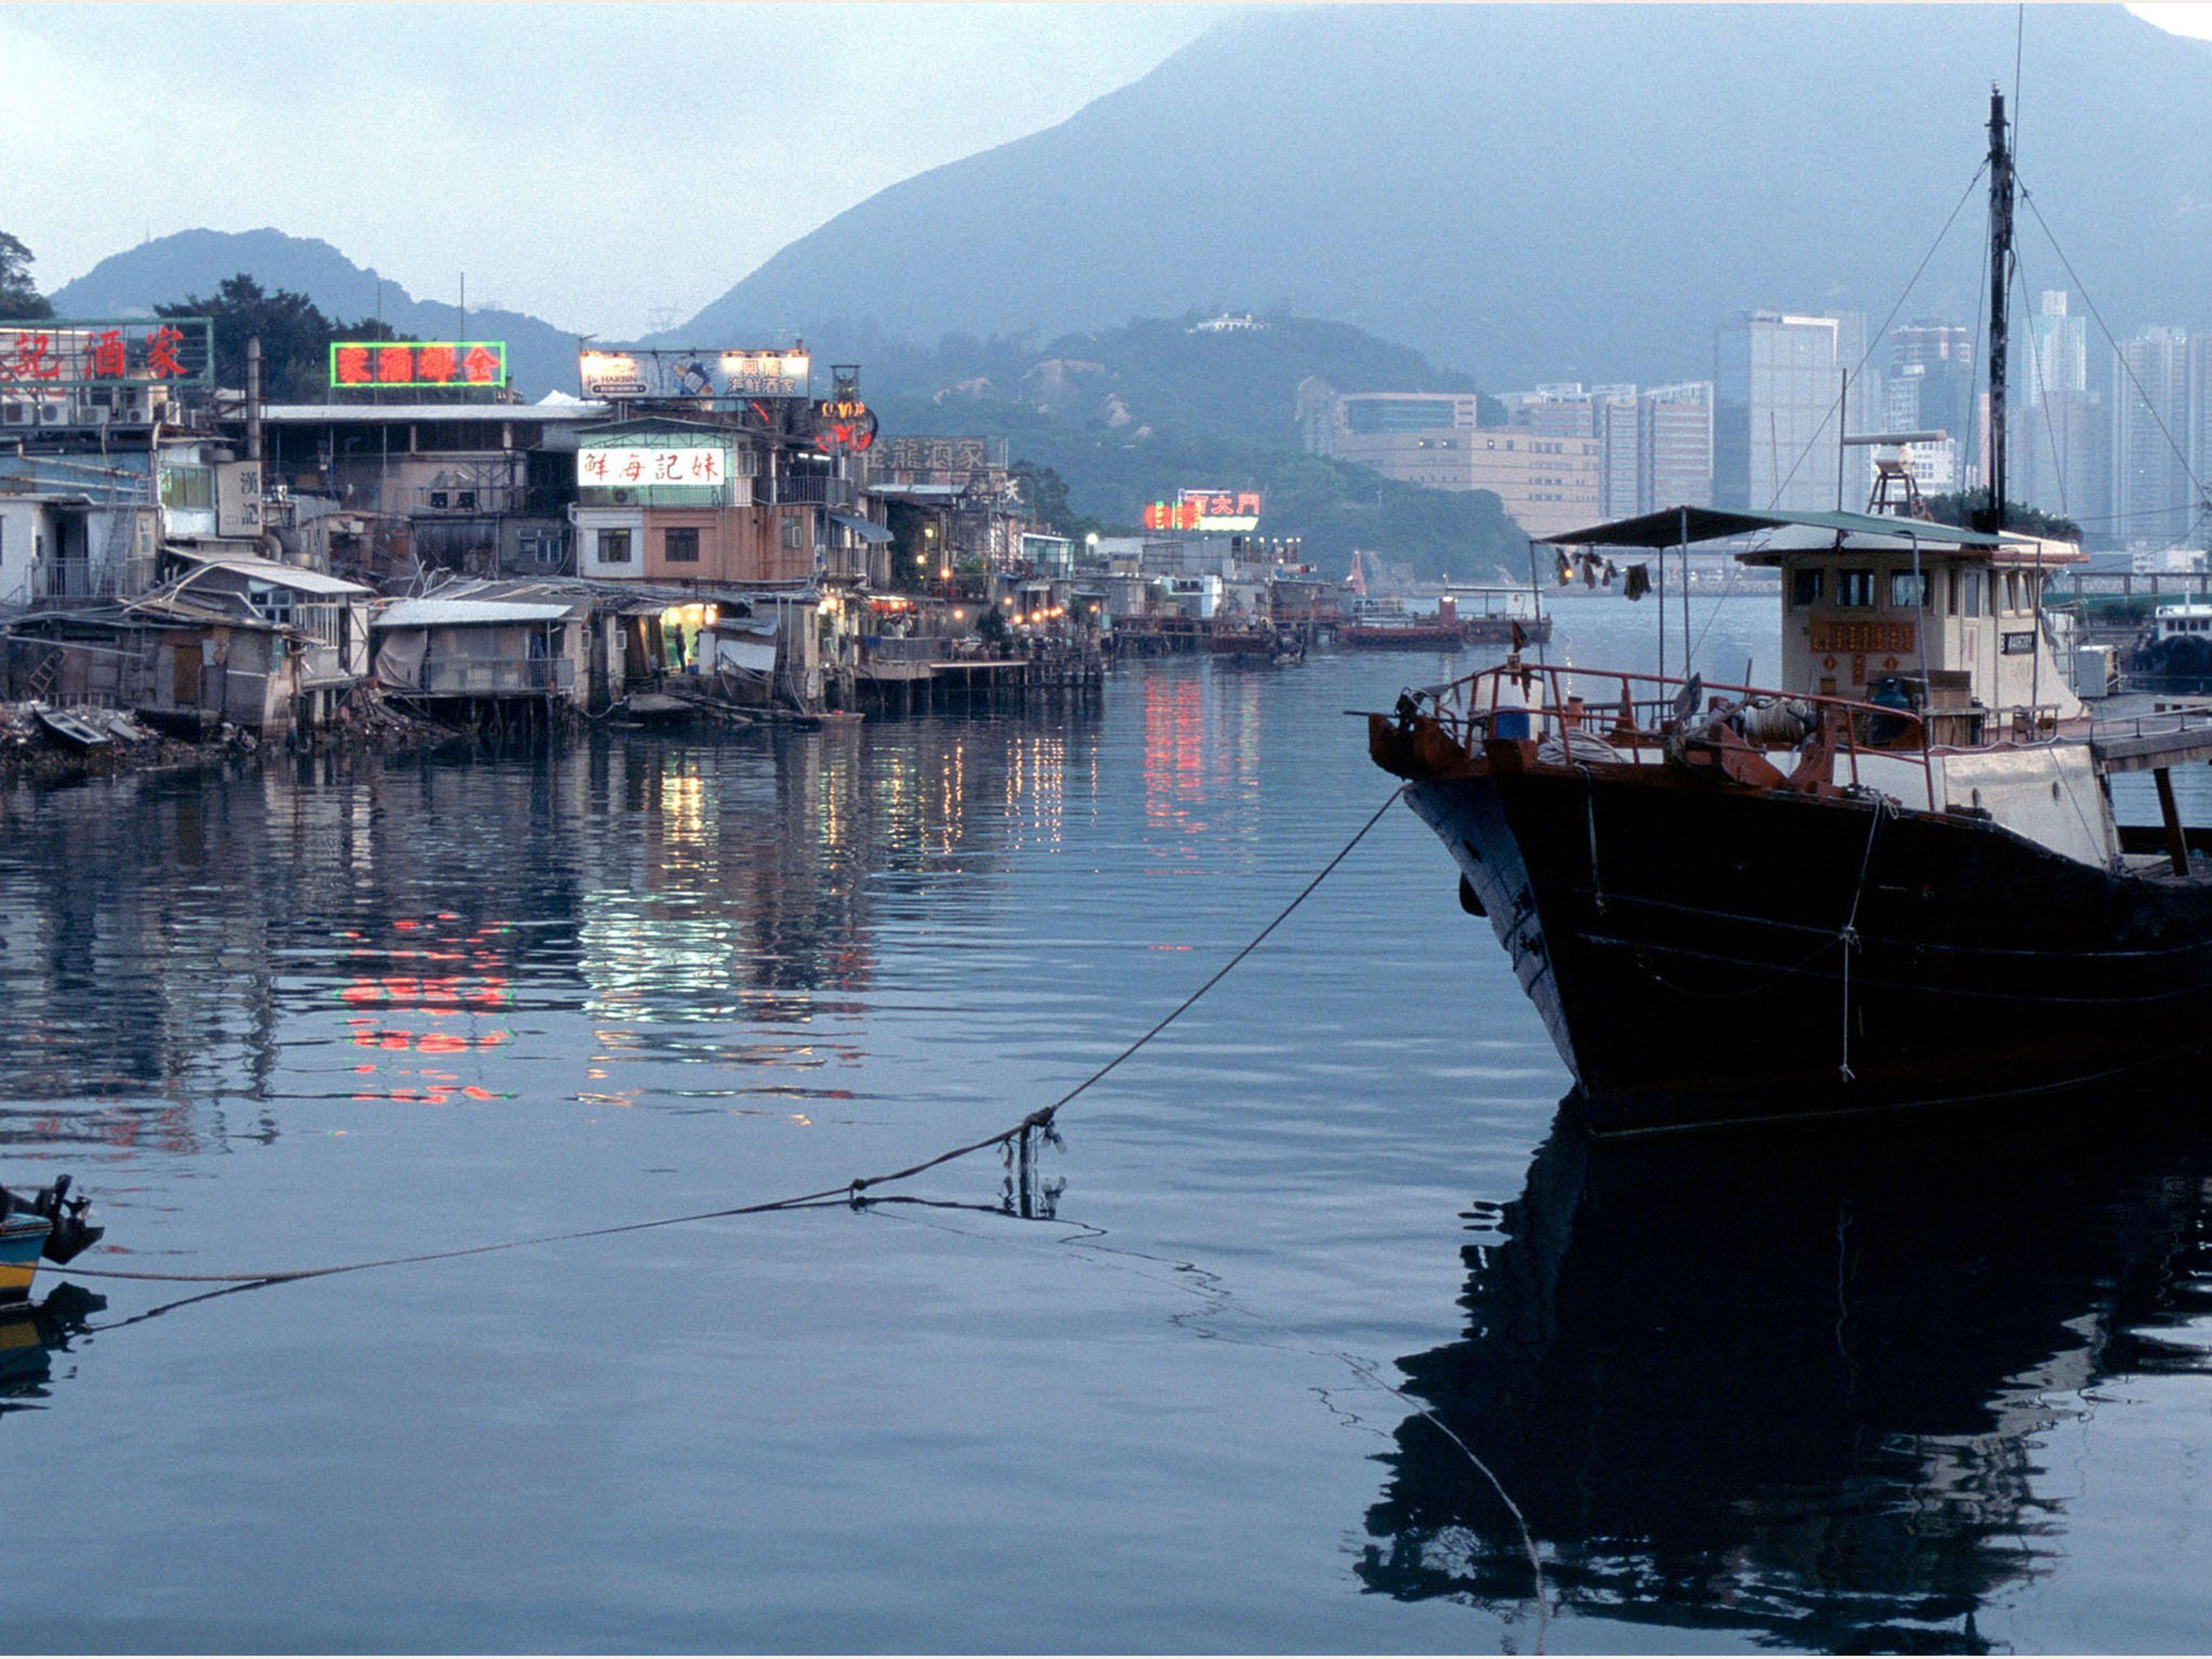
4;3;2207;340
0;3;1225;337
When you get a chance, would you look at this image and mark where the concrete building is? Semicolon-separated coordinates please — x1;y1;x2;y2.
1638;382;1715;514
2112;326;2195;548
1299;388;1602;537
262;401;606;582
1715;312;1846;513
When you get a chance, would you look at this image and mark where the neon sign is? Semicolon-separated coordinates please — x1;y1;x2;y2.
812;395;877;453
1144;489;1263;532
0;319;212;388
329;341;507;389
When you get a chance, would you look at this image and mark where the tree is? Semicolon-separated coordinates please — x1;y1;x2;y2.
156;273;410;402
0;231;54;321
1925;492;2081;544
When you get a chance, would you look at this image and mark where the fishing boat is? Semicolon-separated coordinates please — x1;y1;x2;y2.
0;1177;103;1303
1339;599;1470;651
1369;89;2212;1135
1442;586;1552;646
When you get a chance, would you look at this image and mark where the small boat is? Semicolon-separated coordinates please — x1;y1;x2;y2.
0;1176;103;1304
33;706;115;751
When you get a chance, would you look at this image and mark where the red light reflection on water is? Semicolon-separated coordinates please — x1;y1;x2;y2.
337;915;517;1104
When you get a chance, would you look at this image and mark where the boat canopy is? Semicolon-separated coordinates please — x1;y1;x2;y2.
1536;505;2007;552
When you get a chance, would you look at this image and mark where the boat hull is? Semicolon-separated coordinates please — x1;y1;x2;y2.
1403;763;2212;1133
0;1217;49;1303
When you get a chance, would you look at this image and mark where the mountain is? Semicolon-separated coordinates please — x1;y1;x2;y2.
47;229;584;398
837;311;1524;579
670;5;2212;389
808;309;1489;445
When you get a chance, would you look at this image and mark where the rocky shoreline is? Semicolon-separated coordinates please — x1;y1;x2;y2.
0;692;459;784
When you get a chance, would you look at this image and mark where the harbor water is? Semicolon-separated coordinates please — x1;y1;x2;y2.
3;595;2210;1654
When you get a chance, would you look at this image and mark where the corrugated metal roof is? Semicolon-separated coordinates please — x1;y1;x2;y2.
1537;505;2006;550
374;599;575;628
261;403;609;423
828;509;895;544
172;554;375;596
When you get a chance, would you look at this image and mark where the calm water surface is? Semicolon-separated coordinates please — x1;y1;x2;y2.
2;596;2209;1653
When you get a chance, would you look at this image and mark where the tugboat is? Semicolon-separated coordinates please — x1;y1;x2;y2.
1369;89;2212;1134
1;1177;104;1302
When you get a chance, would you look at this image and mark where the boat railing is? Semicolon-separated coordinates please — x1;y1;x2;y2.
1402;662;1949;810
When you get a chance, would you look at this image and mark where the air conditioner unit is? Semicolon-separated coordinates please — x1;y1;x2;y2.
33;403;69;426
0;402;29;427
612;489;633;505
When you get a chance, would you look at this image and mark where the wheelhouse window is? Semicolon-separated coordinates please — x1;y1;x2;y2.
1790;567;1824;607
1836;569;1876;608
1954;569;1984;616
1888;570;1931;609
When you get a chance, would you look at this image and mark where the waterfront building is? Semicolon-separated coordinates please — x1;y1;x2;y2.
261;400;602;582
1299;386;1602;537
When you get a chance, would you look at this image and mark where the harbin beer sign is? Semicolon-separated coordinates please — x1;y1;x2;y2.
577;349;810;401
330;341;507;389
0;318;213;388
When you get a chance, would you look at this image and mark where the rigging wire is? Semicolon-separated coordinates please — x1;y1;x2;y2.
1685;158;1990;669
2017;179;2210;511
58;790;1410;1289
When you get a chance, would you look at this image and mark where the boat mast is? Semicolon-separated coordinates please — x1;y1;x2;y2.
1977;84;2013;535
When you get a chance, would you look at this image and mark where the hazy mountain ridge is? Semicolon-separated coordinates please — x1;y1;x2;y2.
670;5;2212;389
47;229;584;397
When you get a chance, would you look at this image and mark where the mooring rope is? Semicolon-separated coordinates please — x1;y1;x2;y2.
62;789;1408;1288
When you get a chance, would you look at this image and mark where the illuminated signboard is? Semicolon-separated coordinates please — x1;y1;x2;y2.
0;318;213;388
577;349;810;401
1144;488;1263;533
331;341;507;389
812;393;877;453
577;445;729;488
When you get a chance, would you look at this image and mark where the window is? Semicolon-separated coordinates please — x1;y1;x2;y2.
781;516;805;551
2005;571;2022;612
456;490;476;509
664;527;700;563
598;528;631;565
519;529;563;566
429;491;449;509
1889;570;1931;609
246;584;293;626
1790;567;1824;607
1836;569;1876;608
160;466;214;509
1959;569;1985;616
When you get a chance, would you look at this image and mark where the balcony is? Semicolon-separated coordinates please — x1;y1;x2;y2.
407;658;576;697
757;472;859;510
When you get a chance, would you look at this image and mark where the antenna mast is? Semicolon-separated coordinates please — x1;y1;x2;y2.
1978;84;2013;534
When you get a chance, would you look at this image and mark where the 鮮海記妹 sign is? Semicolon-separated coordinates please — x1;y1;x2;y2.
577;446;729;488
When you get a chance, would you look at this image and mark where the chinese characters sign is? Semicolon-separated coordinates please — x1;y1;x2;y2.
1809;619;1916;655
1144;489;1264;532
576;445;729;488
577;349;810;400
0;318;213;388
331;341;507;389
878;435;1002;473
